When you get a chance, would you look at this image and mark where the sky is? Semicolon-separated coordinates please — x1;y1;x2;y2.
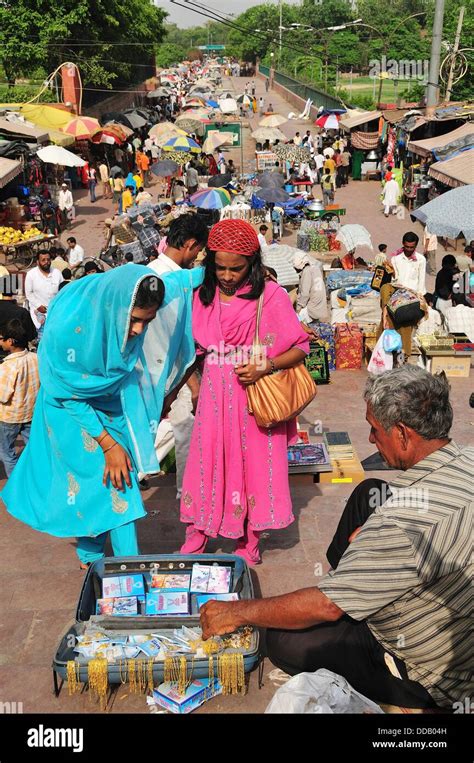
160;0;302;29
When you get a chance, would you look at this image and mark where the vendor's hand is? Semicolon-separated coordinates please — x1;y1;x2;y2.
200;600;243;640
348;526;363;544
103;441;132;492
37;305;47;314
301;322;318;339
234;360;269;385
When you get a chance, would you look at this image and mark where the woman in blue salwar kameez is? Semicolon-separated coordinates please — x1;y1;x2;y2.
1;264;202;565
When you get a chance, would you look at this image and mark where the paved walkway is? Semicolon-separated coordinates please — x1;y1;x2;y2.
0;76;472;715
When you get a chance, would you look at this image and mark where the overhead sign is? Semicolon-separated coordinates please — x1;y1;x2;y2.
198;45;225;51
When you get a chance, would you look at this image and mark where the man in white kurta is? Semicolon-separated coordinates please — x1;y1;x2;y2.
382;178;400;216
24;252;63;331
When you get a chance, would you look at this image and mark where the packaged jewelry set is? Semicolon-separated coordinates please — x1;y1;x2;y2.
53;554;260;711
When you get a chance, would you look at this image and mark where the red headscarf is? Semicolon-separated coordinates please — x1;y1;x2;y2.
207;219;260;257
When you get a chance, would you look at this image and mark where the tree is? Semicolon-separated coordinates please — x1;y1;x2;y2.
0;0;166;88
155;43;183;69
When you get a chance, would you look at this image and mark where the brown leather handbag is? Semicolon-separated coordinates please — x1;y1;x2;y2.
246;294;317;429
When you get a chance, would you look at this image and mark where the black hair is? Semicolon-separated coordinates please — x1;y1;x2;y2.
67;237;76;244
464;245;472;254
134;276;165;309
56;247;66;256
124;252;134;262
378;243;387;252
166;213;208;250
259;225;268;232
62;268;72;280
0;318;28;349
199;249;265;306
265;266;278;280
402;231;419;245
84;261;101;274
424;292;434;306
442;254;457;269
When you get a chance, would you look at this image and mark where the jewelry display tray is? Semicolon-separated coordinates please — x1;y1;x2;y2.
52;554;260;686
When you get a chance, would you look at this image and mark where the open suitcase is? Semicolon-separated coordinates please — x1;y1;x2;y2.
52;553;260;695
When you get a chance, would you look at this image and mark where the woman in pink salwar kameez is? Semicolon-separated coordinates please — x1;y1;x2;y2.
180;220;310;565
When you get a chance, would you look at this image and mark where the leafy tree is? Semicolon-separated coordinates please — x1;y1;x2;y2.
0;0;166;88
155;43;183;69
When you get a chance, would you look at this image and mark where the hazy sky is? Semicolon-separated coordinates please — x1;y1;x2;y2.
161;0;302;29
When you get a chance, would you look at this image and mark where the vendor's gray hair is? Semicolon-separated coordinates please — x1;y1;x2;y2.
364;367;453;439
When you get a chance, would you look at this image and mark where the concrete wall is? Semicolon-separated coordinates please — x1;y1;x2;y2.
84;84;149;118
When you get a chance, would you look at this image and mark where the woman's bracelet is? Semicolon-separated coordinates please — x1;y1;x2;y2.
96;433;109;445
268;358;277;374
103;442;119;454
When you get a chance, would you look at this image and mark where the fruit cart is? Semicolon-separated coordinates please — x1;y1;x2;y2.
0;227;56;268
304;205;346;229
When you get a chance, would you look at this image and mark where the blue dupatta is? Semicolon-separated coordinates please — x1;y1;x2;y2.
1;265;203;538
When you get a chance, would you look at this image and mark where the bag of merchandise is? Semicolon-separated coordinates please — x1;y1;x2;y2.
382;329;402;353
387;288;425;327
265;669;384;714
367;333;394;374
309;322;336;371
335;323;363;370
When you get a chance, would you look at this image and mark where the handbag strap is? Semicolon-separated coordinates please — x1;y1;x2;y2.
253;293;265;348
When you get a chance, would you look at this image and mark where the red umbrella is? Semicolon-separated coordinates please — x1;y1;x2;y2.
315;114;341;130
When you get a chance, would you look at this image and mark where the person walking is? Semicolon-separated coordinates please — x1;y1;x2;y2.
58;182;74;230
321;169;335;207
99;162;112;199
87;164;97;203
24;252;63;337
382;177;400;216
423;225;438;276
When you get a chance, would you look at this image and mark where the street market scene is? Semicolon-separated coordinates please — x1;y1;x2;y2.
0;0;472;740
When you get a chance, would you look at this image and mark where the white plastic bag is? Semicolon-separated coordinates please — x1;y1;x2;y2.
367;332;393;375
265;669;384;714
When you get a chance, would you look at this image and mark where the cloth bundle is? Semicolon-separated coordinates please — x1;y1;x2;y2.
309;321;336;371
326;270;373;292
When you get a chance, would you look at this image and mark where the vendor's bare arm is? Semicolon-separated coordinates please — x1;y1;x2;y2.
200;588;343;638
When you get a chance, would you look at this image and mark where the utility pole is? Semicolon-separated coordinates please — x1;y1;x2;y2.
445;5;465;101
426;0;446;113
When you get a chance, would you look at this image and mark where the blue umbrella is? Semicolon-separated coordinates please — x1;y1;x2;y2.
410;185;474;241
206;99;219;108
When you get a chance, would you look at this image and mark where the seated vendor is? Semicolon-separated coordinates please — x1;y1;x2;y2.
200;367;472;711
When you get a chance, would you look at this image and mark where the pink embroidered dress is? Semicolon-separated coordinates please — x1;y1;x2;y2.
180;279;309;540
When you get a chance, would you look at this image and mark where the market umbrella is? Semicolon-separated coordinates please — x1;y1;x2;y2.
255;172;285;188
151;160;179;177
208;173;232;187
110;165;123;177
255;187;290;204
121;111;147;130
91;123;129;145
202;132;233;154
175;115;208;135
259;114;288;128
206;99;219;108
410;185;474;241
183;98;206;108
36;145;86;167
162;135;202;153
335;224;373;252
62;116;101;141
323;147;335;158
236;94;252;105
315;113;340;130
148;121;186;139
219;98;238;114
163;151;192;166
188;91;212;101
251;127;287;143
147;88;171;99
190;187;231;209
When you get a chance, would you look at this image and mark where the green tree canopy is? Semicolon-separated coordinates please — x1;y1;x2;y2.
0;0;166;88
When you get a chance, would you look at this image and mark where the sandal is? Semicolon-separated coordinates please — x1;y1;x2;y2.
79;562;91;571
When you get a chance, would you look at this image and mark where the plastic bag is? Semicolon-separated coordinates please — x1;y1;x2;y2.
382;329;402;353
367;332;394;375
265;669;384;714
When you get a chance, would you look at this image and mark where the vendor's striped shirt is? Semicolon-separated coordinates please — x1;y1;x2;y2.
319;441;473;708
